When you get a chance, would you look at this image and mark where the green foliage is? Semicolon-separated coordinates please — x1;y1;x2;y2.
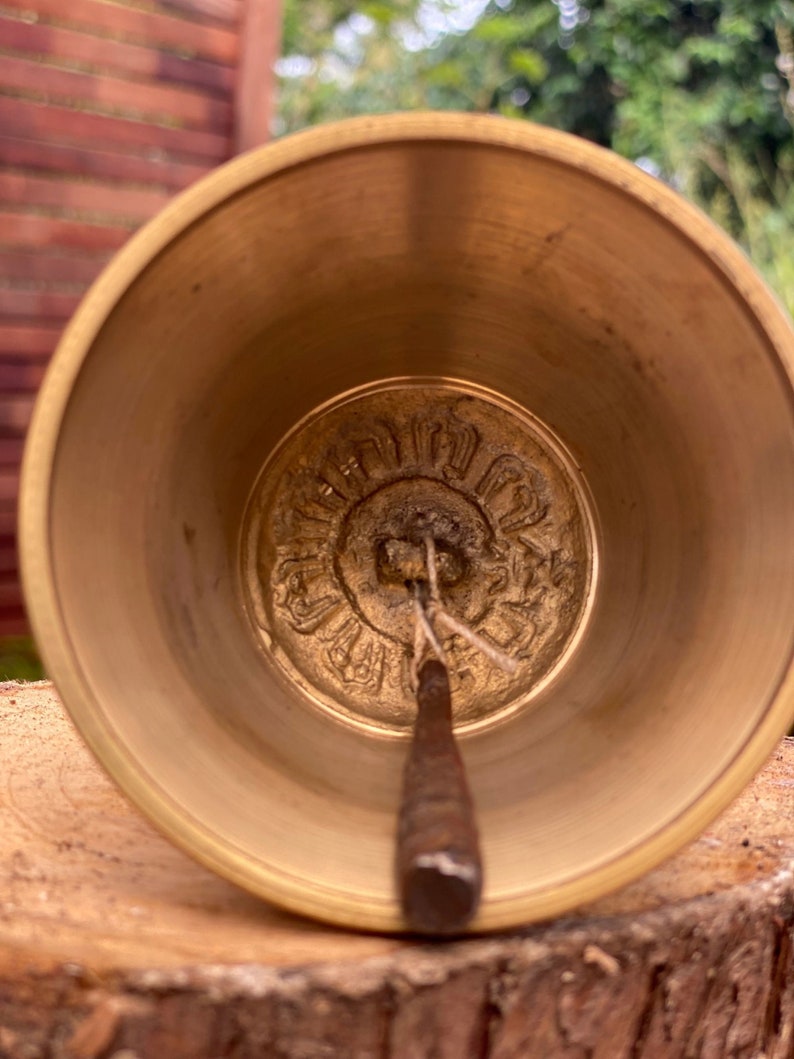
0;638;45;681
277;0;794;311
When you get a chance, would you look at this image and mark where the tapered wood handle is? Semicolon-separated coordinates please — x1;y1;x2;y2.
396;658;483;935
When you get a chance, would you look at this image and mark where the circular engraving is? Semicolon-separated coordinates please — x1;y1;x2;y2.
242;381;596;733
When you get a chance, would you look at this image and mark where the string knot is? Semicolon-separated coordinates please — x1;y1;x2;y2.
409;536;518;690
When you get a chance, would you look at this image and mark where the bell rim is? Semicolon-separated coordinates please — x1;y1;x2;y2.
19;112;794;932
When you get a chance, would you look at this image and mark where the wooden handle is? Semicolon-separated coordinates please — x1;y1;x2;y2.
396;658;483;935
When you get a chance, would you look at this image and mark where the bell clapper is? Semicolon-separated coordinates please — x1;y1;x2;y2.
396;537;517;935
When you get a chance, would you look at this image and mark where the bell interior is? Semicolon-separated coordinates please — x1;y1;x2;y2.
38;123;794;930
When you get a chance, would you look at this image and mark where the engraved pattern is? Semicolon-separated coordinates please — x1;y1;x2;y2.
243;384;594;733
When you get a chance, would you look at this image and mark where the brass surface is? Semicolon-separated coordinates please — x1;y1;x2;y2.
20;113;794;933
242;380;594;733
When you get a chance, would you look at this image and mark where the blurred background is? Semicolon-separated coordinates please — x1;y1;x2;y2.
277;0;794;311
1;0;792;678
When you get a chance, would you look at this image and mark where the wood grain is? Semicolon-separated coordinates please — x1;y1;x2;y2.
1;683;794;1057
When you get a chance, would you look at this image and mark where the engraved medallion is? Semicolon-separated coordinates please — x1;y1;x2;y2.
242;381;596;733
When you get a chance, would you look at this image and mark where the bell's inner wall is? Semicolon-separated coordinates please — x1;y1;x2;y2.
46;137;794;924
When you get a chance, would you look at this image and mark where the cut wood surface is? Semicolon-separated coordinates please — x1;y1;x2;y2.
1;683;794;1058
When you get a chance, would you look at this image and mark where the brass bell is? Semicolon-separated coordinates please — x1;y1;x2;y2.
20;113;794;933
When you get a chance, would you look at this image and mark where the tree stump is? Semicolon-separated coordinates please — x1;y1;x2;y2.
1;682;793;1058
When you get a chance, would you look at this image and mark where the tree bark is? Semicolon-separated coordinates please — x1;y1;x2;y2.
1;681;793;1058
